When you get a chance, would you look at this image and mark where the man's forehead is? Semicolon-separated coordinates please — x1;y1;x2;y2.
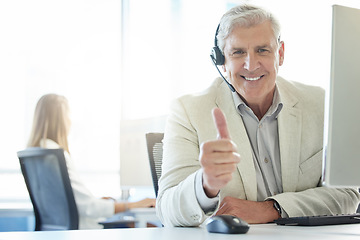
225;37;275;50
225;25;277;50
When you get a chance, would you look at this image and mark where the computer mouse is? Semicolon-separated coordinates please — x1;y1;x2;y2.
206;215;250;234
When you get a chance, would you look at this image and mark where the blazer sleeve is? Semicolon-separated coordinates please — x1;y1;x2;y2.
156;98;215;227
268;187;360;217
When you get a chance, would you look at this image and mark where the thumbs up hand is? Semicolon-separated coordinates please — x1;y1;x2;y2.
199;108;241;198
213;107;231;140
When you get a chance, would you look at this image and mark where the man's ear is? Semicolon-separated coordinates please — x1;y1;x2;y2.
222;65;227;72
279;41;285;66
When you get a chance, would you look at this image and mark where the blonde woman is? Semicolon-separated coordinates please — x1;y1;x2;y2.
27;94;155;229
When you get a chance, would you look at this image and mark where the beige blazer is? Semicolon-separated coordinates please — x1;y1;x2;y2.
156;77;360;227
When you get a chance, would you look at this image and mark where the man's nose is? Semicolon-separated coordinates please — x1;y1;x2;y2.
243;53;260;72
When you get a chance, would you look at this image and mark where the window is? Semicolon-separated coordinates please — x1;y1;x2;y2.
0;0;122;200
120;0;360;121
1;0;360;202
120;0;230;120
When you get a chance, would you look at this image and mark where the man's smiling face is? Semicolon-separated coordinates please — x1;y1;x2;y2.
223;20;284;105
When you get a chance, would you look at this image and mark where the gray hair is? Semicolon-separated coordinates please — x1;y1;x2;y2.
217;4;281;54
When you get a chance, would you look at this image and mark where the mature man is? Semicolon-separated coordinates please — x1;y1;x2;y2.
156;4;360;227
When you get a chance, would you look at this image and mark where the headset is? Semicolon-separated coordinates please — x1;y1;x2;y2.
210;24;236;92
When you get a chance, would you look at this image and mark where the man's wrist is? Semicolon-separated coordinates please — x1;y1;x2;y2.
272;200;282;218
265;199;282;220
195;169;219;213
203;185;220;198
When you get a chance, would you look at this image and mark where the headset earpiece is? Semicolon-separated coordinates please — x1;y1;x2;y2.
211;46;225;65
210;24;225;66
210;24;236;92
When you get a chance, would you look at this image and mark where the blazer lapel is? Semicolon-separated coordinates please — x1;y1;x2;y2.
278;87;302;192
215;82;257;201
214;79;303;199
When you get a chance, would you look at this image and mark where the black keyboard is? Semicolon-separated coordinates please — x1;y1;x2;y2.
274;213;360;226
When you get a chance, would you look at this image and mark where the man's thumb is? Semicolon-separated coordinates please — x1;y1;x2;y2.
212;107;230;139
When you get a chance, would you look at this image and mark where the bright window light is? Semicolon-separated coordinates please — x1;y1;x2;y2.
1;0;360;201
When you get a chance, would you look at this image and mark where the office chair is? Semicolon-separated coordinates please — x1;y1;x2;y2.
17;148;79;231
145;133;164;197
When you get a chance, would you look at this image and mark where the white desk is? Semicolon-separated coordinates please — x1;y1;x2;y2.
0;202;33;218
128;208;161;227
0;201;159;230
104;208;161;228
0;224;360;240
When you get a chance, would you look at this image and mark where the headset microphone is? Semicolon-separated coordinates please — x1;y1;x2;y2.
210;24;236;92
210;54;236;92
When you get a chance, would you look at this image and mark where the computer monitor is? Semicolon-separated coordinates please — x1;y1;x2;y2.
322;5;360;187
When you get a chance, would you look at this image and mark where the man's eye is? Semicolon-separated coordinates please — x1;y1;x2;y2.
233;50;245;55
258;48;269;53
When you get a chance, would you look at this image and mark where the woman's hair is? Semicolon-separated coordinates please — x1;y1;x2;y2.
217;4;281;54
27;93;71;153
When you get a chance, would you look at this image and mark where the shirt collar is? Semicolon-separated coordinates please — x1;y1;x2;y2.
232;84;283;119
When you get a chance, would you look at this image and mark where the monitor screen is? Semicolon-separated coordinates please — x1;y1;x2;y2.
322;5;360;187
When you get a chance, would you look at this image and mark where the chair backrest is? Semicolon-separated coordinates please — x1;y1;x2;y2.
17;148;79;231
145;133;164;197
